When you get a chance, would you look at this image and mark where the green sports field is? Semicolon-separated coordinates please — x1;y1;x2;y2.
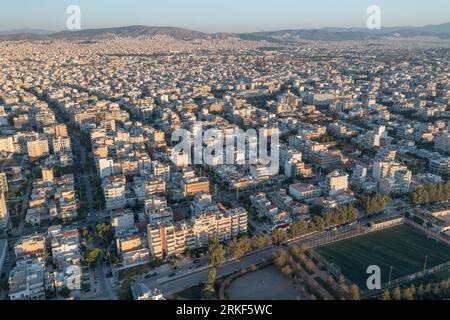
314;224;450;288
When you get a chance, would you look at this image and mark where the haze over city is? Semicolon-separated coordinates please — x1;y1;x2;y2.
1;0;450;33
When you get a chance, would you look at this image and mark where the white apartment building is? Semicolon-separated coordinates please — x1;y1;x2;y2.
52;136;72;153
325;170;348;196
111;209;135;235
102;175;127;210
9;259;45;300
145;196;173;226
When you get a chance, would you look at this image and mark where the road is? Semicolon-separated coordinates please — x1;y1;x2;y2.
48;100;116;300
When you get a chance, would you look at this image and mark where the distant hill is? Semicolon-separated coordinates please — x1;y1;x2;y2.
50;25;211;41
247;22;450;41
0;28;53;36
1;22;450;42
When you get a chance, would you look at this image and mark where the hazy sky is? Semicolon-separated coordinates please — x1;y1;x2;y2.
1;0;449;33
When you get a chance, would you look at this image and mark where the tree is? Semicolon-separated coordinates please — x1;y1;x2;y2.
326;274;334;288
380;289;391;300
207;236;225;267
337;275;348;300
290;244;303;260
360;194;391;216
348;284;361;300
95;223;113;246
304;260;314;274
271;229;287;246
202;268;217;299
402;287;414;300
281;265;293;278
227;237;252;260
274;250;289;269
391;287;402;300
117;278;133;300
251;235;271;249
82;248;102;266
338;283;348;300
289;221;309;238
411;181;450;205
82;228;91;242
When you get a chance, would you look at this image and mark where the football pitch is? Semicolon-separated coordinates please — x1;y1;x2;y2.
314;224;450;288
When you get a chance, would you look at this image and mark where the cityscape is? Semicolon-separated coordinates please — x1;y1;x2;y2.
0;1;450;305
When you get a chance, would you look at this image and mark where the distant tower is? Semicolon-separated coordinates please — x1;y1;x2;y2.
42;167;54;183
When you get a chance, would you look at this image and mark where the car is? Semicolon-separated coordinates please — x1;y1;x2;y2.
193;259;201;264
169;272;176;277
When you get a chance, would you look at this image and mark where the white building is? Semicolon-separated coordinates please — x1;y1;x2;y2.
9;259;45;300
111;209;135;235
325;170;348;196
102;175;126;210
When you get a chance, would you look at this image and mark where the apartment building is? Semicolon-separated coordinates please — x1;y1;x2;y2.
26;138;49;158
324;170;349;196
9;259;45;300
147;207;247;259
14;234;46;261
111;209;135;235
182;177;210;197
102;175;127;211
0;172;8;193
0;193;9;231
0;136;15;153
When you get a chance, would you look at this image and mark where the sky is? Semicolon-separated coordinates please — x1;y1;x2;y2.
1;0;449;33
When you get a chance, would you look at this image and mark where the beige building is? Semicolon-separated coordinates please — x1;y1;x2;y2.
14;234;46;260
0;193;9;231
27;139;49;158
0;136;14;153
182;177;210;197
42;167;54;183
0;172;8;193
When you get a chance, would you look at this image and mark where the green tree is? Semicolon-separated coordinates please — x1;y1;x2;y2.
202;268;217;300
360;194;391;216
281;265;293;278
227;239;245;260
391;287;402;300
207;236;225;267
271;229;287;246
402;287;414;300
82;248;102;266
251;235;271;249
380;289;391;300
337;275;348;300
348;284;361;300
326;274;335;288
96;223;113;246
117;278;133;300
274;250;289;269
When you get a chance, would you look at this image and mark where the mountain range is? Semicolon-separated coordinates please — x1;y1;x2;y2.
1;22;450;42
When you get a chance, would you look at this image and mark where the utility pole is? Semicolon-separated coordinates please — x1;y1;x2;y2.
423;255;428;273
388;266;393;287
